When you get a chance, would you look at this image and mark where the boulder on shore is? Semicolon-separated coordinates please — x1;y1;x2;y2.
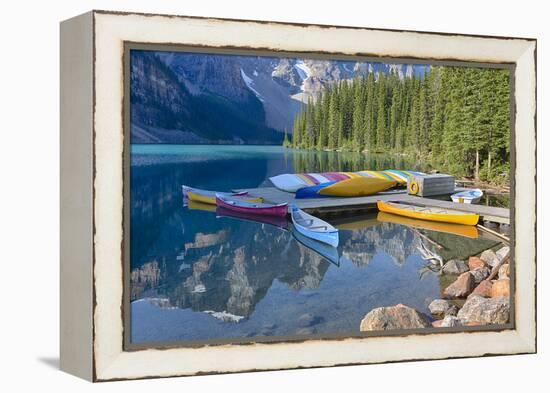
442;259;469;275
457;295;510;325
470;267;491;284
360;304;431;331
470;280;493;297
496;246;510;262
444;272;475;298
499;264;510;279
490;278;510;298
480;249;500;268
433;315;462;328
428;299;459;318
440;315;462;328
468;256;487;271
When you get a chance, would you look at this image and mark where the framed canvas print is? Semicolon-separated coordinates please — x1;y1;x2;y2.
60;10;537;381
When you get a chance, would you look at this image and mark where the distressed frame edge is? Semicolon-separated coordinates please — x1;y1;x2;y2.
90;9;537;42
512;40;537;354
59;11;95;381
89;11;537;381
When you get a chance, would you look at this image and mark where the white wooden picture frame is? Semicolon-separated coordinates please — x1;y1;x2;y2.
60;10;536;381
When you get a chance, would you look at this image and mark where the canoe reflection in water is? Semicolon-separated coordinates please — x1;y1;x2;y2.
200;200;340;266
292;228;340;266
188;198;339;266
131;201;501;343
377;212;479;239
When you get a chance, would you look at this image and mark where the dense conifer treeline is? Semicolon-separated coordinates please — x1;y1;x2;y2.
287;66;510;184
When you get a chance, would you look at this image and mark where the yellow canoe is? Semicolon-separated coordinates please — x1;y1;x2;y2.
377;211;479;238
377;201;479;226
318;177;396;197
334;216;381;230
187;199;217;212
187;190;263;205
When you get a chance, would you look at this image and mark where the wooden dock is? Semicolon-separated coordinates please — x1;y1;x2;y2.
236;187;510;225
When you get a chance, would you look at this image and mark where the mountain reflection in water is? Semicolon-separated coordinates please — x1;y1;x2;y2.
129;145;499;344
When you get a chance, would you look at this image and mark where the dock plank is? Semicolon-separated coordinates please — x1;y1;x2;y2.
236;187;510;224
236;187;408;209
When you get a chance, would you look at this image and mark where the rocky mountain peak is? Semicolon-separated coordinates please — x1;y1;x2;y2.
131;49;429;143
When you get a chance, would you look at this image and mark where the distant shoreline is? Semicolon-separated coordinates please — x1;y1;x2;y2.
130;142;283;146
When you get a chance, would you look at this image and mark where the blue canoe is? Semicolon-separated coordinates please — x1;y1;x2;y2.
290;205;339;247
295;181;337;199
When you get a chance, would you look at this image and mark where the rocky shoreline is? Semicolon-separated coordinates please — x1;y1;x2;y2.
360;245;511;331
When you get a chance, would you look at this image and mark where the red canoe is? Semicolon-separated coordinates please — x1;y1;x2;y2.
216;207;289;229
215;194;288;217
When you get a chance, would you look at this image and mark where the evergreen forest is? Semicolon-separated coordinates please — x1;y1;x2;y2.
285;66;510;185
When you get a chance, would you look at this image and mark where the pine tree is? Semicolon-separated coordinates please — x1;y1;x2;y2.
418;78;429;154
291;113;300;147
375;72;387;149
327;89;339;150
364;72;376;150
305;96;315;148
409;79;421;151
389;81;401;150
315;92;326;150
283;128;290;148
352;76;365;151
430;67;447;160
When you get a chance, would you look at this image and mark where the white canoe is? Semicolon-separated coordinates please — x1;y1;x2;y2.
451;188;483;204
290;205;339;247
292;228;340;266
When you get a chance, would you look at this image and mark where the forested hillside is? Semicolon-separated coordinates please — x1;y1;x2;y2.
287;66;510;184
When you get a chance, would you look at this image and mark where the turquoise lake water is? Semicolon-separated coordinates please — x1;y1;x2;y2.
129;145;499;345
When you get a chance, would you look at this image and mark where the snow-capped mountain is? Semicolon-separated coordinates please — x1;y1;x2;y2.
131;50;428;144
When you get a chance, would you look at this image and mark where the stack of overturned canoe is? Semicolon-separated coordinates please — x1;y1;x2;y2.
269;169;424;198
269;170;480;226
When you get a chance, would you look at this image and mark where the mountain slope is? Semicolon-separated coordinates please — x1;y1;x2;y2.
130;51;282;144
130;49;429;144
156;52;428;136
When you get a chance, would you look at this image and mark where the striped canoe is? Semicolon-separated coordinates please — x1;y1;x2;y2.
269;169;423;193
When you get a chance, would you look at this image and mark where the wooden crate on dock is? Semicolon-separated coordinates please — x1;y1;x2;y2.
407;174;455;197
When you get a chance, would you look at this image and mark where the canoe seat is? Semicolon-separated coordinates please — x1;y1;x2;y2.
296;218;314;226
295;218;328;230
308;225;328;230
